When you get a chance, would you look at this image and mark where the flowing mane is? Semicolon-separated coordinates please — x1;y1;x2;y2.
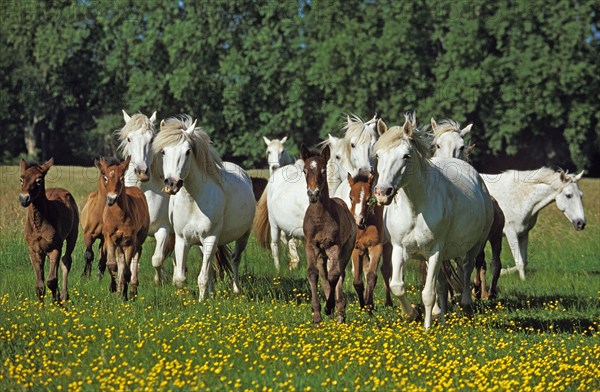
501;167;579;190
318;135;352;162
427;119;461;144
343;114;377;146
153;115;223;184
116;113;156;156
373;113;432;160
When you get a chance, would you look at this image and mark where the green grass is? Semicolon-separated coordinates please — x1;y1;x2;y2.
0;165;599;391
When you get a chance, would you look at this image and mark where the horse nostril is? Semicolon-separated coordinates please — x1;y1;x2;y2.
164;178;169;185
385;187;394;196
176;179;184;188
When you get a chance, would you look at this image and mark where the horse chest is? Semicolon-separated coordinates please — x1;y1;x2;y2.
25;221;59;252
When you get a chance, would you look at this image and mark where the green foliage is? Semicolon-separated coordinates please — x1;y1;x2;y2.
0;0;598;173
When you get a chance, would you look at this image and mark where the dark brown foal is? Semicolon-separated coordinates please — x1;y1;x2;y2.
19;158;79;303
347;173;384;311
96;157;150;299
301;145;357;324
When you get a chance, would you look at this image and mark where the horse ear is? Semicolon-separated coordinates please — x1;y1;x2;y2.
430;117;437;132
263;136;271;146
149;111;157;123
20;158;27;172
300;144;311;161
160;119;166;129
122;110;131;123
377;118;387;136
328;134;338;147
321;144;331;162
575;170;584;181
465;144;476;155
347;115;352;124
347;172;354;186
41;158;54;174
280;136;288;144
460;124;473;137
403;117;413;138
559;170;567;183
121;156;131;171
185;119;197;134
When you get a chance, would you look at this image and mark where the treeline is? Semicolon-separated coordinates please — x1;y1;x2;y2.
1;0;599;175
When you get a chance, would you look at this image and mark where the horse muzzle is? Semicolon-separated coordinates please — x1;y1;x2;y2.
374;185;395;205
573;219;586;231
163;178;183;195
307;188;320;203
19;194;31;207
106;193;118;206
134;167;150;182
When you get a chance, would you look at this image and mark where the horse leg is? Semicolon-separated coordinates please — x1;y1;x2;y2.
30;250;45;301
334;266;346;323
198;236;218;302
152;227;170;285
422;249;441;330
323;245;342;320
129;245;141;300
316;255;332;313
435;264;449;325
105;240;117;293
389;244;417;320
47;248;61;303
305;244;322;324
269;224;282;271
365;244;383;311
460;252;477;317
502;228;524;278
351;248;365;308
60;227;77;302
287;236;300;270
172;235;189;289
231;230;251;294
489;233;503;299
381;243;393;307
473;250;486;300
115;246;129;300
82;234;94;278
516;234;529;281
99;236;109;279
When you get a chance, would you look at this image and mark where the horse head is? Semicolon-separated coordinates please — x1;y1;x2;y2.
347;172;375;229
19;158;54;207
301;144;330;204
431;118;472;160
95;157;130;206
556;170;586;231
263;136;290;175
119;110;157;182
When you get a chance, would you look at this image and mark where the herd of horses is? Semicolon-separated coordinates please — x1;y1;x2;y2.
17;110;587;330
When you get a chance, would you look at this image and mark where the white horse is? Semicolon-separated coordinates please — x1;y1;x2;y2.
333;114;387;207
429;118;473;159
373;113;493;330
483;168;586;280
118;110;174;284
263;136;294;176
154;116;256;301
430;122;587;281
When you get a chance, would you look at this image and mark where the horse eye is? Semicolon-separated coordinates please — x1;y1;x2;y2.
103;175;108;183
303;169;307;175
566;194;572;199
336;155;341;160
120;176;124;182
459;146;465;151
127;137;131;143
19;178;23;184
35;178;42;185
185;150;191;156
403;154;411;160
351;143;356;148
436;145;441;149
161;150;165;156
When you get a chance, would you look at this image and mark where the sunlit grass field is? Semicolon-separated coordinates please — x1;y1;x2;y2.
1;165;599;391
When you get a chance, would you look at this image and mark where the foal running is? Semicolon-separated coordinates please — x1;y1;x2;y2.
96;157;150;299
347;173;384;311
302;145;357;324
81;164;109;277
19;159;79;303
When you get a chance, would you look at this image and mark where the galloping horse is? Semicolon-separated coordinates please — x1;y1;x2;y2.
96;157;150;299
347;173;385;311
117;110;175;284
263;136;294;176
154;116;255;301
373;113;493;330
430;118;504;299
81;166;109;277
19;159;79;303
428;119;587;281
302;145;357;324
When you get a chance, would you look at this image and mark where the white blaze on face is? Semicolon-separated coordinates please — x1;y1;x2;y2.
354;188;365;223
309;161;317;170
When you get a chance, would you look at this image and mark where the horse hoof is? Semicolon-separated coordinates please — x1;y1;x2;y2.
324;306;333;316
336;314;346;324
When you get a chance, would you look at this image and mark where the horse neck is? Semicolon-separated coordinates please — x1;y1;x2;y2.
395;158;429;210
520;182;561;217
182;157;222;196
282;151;294;166
29;190;49;229
110;188;131;216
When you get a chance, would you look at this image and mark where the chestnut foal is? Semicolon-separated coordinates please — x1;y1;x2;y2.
347;173;384;311
19;159;79;303
302;145;357;324
96;157;150;299
81;165;109;278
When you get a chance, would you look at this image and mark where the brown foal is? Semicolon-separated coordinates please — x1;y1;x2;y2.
301;145;357;324
81;165;109;278
96;157;150;299
19;158;79;303
347;173;384;311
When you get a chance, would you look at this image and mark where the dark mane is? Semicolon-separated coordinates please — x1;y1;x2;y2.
303;146;322;159
351;173;371;184
23;160;40;169
100;156;122;166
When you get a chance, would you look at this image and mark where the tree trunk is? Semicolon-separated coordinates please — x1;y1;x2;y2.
24;115;43;159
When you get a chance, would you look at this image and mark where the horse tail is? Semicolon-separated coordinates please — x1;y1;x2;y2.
440;260;464;296
163;232;176;259
250;176;268;202
214;245;233;279
253;188;271;249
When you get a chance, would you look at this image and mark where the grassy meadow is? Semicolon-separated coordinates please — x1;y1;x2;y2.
0;165;599;391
